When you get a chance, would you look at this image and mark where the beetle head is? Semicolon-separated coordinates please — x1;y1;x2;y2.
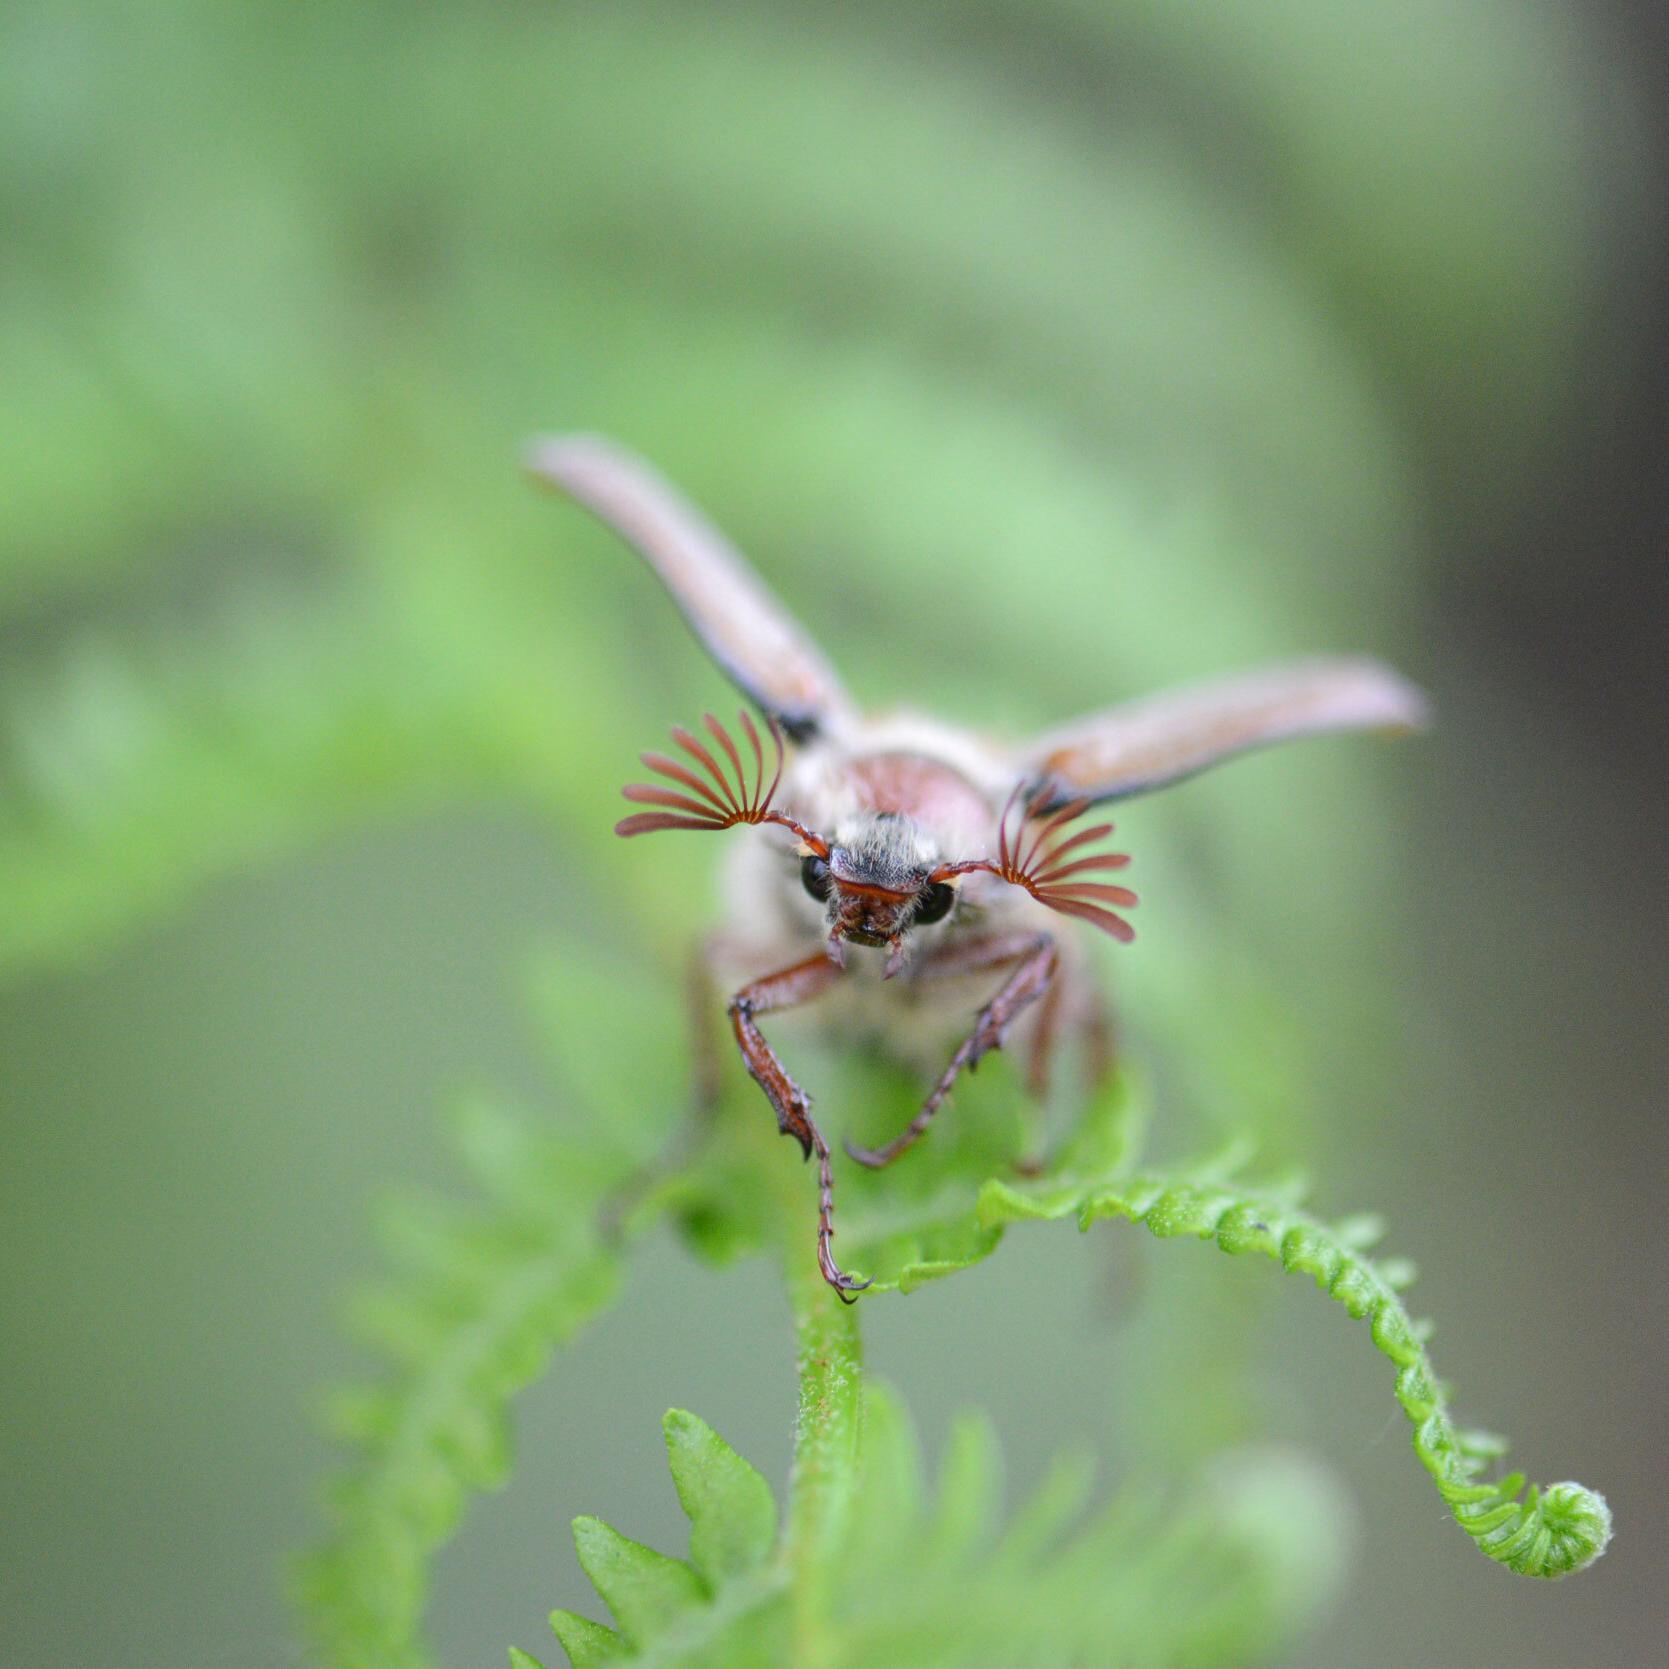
806;813;956;976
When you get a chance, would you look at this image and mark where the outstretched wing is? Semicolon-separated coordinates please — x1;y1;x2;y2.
525;434;858;741
1018;657;1428;811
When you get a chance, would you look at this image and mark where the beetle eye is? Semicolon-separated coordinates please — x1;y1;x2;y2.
913;881;954;926
801;855;832;902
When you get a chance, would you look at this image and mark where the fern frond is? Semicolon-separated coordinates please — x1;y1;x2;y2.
772;1070;1610;1580
970;1168;1612;1579
543;1411;789;1668
526;1385;1346;1669
627;1038;1610;1592
299;1102;630;1668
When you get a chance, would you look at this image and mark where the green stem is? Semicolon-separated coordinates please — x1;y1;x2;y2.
782;1260;864;1663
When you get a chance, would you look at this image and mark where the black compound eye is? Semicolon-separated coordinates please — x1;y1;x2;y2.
913;881;954;926
800;855;832;902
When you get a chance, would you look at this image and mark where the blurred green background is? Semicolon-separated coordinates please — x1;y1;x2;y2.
2;0;1665;1663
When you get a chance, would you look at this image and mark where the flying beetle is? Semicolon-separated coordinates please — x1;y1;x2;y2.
526;435;1428;1298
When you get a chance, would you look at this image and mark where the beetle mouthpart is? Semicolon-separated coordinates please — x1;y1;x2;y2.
883;937;907;980
829;883;912;953
841;928;892;948
824;927;847;967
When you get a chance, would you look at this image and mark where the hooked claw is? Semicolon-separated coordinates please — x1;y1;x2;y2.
818;1235;872;1301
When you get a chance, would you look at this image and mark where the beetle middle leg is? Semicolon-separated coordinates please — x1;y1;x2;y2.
726;952;869;1298
845;931;1059;1170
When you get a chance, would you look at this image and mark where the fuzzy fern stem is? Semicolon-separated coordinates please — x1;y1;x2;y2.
783;1261;864;1665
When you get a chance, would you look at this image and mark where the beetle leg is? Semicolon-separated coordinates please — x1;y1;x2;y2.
845;932;1059;1170
727;953;869;1298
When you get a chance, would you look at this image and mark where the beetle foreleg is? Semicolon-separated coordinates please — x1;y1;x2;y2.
727;953;869;1299
845;932;1059;1170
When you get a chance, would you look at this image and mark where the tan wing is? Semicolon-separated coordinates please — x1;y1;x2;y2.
1020;657;1428;810
525;434;857;741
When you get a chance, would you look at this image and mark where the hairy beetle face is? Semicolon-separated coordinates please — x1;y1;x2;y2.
817;814;951;954
827;877;916;948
